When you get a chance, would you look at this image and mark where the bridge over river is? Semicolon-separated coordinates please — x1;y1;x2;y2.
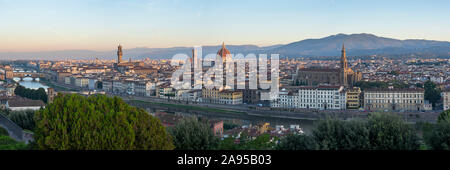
13;72;45;81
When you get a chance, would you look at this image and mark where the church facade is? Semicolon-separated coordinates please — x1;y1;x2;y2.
294;45;361;87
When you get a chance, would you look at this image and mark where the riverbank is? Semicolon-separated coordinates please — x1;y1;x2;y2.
39;78;78;92
124;96;440;124
129;100;247;115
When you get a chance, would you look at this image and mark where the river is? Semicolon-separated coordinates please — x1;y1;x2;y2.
142;107;317;135
13;77;49;92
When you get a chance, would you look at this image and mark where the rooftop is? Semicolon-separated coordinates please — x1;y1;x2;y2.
8;97;45;108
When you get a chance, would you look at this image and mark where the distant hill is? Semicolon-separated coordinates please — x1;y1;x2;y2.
269;33;450;57
0;44;283;61
1;33;449;60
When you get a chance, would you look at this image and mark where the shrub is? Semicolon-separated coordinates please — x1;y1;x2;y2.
34;94;174;150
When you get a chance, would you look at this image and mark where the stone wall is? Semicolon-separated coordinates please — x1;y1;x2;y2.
0;113;25;142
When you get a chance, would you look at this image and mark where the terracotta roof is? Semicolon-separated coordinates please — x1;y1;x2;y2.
217;42;231;60
365;88;425;93
298;68;340;72
8;97;45;108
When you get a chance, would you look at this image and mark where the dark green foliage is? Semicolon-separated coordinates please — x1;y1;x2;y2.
223;122;238;131
3;110;36;131
388;70;400;76
0;127;8;136
355;81;409;91
97;81;103;89
312;113;419;150
438;110;450;123
354;81;389;90
366;113;420;150
34;94;174;150
218;137;240;150
424;80;441;107
415;83;423;88
276;134;317;150
313;119;371;150
14;85;48;103
219;134;276;150
423;123;450;150
0;135;28;150
241;134;277;150
170;117;219;150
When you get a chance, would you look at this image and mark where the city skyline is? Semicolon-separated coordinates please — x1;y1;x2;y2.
1;0;450;52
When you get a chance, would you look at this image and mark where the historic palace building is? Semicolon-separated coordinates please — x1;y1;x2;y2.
114;44;145;72
364;88;425;111
294;45;362;87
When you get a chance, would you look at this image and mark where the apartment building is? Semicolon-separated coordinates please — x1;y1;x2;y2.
346;87;362;109
271;86;346;110
364;88;425;111
202;88;243;105
219;90;243;105
443;89;450;111
74;77;89;88
135;81;154;97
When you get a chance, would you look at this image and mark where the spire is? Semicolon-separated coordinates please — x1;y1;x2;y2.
341;43;348;69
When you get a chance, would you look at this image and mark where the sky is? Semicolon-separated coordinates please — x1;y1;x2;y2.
0;0;449;52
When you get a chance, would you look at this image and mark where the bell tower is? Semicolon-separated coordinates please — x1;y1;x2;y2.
341;44;348;87
117;44;123;64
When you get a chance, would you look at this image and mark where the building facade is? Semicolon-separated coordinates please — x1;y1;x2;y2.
294;45;362;87
443;89;450;111
364;89;425;111
346;87;362;109
271;86;346;110
202;88;243;105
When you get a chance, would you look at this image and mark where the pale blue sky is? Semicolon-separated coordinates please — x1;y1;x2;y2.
1;0;449;52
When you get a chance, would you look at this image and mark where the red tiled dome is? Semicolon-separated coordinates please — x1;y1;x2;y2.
217;42;230;61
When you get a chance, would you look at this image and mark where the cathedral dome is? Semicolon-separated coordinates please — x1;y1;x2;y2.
217;42;231;61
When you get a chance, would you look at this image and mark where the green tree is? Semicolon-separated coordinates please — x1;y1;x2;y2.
0;127;8;136
423;122;450;150
97;81;103;89
312;114;419;150
354;81;389;91
34;94;174;150
223;122;238;131
5;110;36;131
218;137;241;150
438;110;450;123
0;135;28;150
242;134;276;150
276;134;317;150
366;113;420;150
170;117;219;150
14;85;48;103
424;80;441;108
415;83;423;88
313;119;370;150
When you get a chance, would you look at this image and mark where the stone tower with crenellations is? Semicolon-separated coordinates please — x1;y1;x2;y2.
117;44;123;64
341;44;348;87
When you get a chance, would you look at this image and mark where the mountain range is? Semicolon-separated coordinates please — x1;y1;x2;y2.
1;33;450;60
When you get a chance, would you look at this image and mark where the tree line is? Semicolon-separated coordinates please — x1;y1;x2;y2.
1;93;449;150
171;111;450;150
14;85;48;103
